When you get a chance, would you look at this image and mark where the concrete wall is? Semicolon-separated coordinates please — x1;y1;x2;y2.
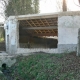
4;15;80;54
58;16;80;53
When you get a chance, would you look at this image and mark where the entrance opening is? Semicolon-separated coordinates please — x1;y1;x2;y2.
19;17;58;48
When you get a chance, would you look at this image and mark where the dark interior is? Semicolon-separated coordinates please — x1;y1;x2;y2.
19;17;58;48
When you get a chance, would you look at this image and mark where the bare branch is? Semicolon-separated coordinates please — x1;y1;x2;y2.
73;0;80;7
56;0;63;11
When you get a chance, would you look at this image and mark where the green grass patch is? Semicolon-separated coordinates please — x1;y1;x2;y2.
0;52;80;80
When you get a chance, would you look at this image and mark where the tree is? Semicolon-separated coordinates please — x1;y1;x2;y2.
0;0;8;18
56;0;63;11
5;0;39;17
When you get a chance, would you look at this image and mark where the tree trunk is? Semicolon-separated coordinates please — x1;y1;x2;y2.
63;0;67;11
78;0;80;4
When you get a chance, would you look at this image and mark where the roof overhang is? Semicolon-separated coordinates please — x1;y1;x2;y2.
14;11;80;20
7;11;80;37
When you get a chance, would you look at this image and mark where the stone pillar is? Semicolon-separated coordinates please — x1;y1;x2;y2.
5;17;19;54
9;19;18;54
77;28;80;56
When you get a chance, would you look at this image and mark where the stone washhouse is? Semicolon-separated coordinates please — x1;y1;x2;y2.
4;11;80;54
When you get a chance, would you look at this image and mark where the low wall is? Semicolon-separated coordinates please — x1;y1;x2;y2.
17;48;58;55
58;44;77;53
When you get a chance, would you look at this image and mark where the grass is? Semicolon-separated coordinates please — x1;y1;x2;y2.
0;74;6;80
0;38;4;42
1;52;80;80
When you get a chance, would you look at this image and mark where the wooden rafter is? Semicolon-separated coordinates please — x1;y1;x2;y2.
40;19;50;33
20;17;58;36
26;20;38;33
45;19;50;26
34;19;43;33
44;19;51;33
50;18;56;33
51;29;55;33
30;19;41;33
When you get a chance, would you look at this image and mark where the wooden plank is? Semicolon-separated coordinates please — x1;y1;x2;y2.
23;26;57;30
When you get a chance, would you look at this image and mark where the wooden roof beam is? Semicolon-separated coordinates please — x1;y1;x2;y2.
23;26;57;30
